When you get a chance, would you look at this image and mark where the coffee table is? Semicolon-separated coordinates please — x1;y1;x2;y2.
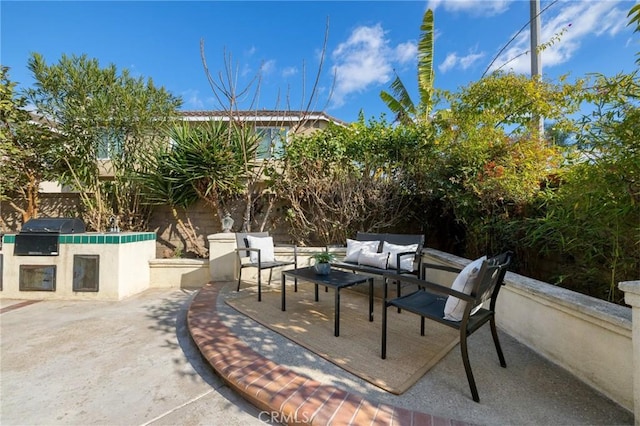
281;267;374;337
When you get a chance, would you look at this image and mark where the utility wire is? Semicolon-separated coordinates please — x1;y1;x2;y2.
482;0;558;79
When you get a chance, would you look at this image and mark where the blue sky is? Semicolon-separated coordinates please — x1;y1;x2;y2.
2;0;638;123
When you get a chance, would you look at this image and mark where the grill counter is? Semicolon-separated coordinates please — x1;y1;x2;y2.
14;218;85;256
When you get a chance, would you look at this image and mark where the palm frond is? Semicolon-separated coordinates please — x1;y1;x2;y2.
418;9;434;113
380;91;414;126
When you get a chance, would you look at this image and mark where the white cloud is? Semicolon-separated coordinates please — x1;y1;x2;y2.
241;63;253;78
331;23;413;106
460;51;485;69
395;41;418;63
427;0;511;17
488;0;629;74
282;66;298;78
439;52;459;73
181;89;205;109
260;59;276;75
439;50;485;73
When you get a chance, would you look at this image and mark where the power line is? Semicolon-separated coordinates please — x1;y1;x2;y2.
481;0;558;79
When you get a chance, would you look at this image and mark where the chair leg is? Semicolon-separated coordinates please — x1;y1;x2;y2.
237;268;243;292
490;316;507;368
268;268;273;286
420;316;425;336
460;330;480;402
396;280;402;313
257;270;262;302
381;301;388;359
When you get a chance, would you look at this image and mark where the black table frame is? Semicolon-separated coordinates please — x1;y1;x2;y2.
281;267;374;337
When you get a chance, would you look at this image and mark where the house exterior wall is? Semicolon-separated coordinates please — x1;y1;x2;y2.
35;109;344;187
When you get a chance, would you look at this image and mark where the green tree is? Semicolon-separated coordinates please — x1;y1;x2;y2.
416;72;580;256
524;72;640;303
380;9;434;125
25;53;181;231
0;66;64;225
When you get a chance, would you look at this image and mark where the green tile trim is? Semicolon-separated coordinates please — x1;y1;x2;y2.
1;232;155;245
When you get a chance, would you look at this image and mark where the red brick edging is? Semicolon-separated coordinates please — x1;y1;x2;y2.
0;300;41;315
187;282;469;426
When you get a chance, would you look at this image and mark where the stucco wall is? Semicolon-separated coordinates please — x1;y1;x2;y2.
423;248;633;412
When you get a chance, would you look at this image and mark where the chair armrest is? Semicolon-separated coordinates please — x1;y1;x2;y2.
394;251;417;273
382;272;474;302
235;247;261;253
235;247;264;266
421;262;461;276
422;262;461;273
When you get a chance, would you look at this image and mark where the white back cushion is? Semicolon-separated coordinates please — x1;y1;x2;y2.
383;242;419;271
246;235;275;263
344;239;380;262
443;256;486;321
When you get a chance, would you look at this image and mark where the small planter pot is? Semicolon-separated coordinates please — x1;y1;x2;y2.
313;262;331;275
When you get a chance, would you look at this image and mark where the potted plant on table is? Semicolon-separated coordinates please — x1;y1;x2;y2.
310;251;336;275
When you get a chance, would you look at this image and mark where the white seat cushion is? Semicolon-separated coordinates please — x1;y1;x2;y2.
344;239;380;262
383;241;419;271
443;256;486;321
246;235;275;263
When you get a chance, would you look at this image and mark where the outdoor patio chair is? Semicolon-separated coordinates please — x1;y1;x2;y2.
381;251;512;402
235;232;297;302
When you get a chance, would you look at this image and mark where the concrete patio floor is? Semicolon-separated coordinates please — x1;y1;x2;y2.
0;283;634;425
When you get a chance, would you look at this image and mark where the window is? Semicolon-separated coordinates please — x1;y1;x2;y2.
96;129;124;160
256;127;288;159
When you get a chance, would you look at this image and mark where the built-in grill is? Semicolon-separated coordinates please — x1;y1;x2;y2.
14;218;85;256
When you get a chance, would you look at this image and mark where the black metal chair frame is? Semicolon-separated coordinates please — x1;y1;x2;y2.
381;251;512;402
235;232;297;302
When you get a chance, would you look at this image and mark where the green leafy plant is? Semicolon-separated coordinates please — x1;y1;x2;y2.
310;251;336;264
380;8;434;124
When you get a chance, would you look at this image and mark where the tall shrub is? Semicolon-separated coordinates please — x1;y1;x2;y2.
418;72;577;258
272;115;432;245
523;72;640;303
25;53;181;231
135;120;251;257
